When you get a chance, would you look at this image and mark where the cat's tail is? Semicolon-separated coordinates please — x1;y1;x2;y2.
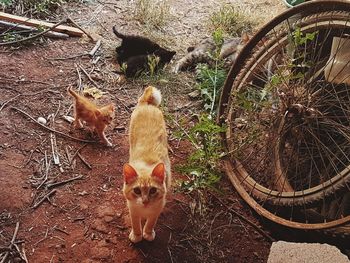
138;86;162;106
112;26;125;39
67;86;79;99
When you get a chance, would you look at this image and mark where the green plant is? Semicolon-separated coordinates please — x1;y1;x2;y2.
1;0;67;17
175;114;226;192
174;29;228;192
120;62;128;75
0;0;12;6
147;54;160;77
196;29;227;116
209;4;257;36
134;0;170;29
196;64;227;115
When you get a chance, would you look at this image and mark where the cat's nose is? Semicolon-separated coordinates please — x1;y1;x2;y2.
142;197;149;205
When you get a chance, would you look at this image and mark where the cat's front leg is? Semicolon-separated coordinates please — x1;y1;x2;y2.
129;212;142;243
143;214;160;241
74;118;83;129
97;129;113;147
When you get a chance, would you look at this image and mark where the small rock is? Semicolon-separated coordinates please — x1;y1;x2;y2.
79;191;89;196
80;203;89;210
96;205;116;218
268;241;350;263
92;219;109;234
37;117;47;125
103;215;114;223
116;212;122;218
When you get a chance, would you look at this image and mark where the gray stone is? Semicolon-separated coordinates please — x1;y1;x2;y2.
268;241;349;263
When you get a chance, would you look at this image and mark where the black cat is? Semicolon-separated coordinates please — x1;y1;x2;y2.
113;26;176;77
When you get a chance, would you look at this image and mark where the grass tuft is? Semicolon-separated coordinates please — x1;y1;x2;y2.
0;0;72;17
209;3;259;36
133;0;170;29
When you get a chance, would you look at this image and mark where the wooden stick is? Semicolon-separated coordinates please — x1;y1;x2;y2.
32;189;57;209
67;17;94;41
47;53;88;61
0;19;68;46
0;94;20;113
0;20;69;39
47;175;84;189
77;152;92;170
70;144;87;165
0;12;82;36
0;222;20;263
89;39;101;57
77;64;99;89
11;107;95;143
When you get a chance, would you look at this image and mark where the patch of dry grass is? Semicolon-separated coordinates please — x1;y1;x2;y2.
208;3;261;36
133;0;171;29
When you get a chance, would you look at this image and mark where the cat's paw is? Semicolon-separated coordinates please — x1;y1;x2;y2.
143;230;156;241
129;231;142;243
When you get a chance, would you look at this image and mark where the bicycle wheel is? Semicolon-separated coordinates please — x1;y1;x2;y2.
219;0;350;229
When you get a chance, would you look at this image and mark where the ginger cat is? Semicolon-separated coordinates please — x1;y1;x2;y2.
67;87;115;146
123;86;171;243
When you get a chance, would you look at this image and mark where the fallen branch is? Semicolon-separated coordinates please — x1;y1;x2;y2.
53;226;70;236
47;175;84;189
11;107;95;143
0;19;68;46
77;152;92;170
0;94;20;113
70;144;87;165
209;191;275;242
0;222;20;263
0;20;69;39
77;64;100;89
67;17;94;42
0;12;82;36
89;39;101;57
47;53;89;61
75;64;83;91
32;189;57;209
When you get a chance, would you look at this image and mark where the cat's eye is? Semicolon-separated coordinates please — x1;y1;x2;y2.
133;187;141;195
149;187;157;195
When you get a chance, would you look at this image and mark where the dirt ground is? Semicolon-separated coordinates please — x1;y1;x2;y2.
0;0;288;262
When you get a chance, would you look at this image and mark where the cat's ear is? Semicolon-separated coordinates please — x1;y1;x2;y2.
151;163;165;183
123;164;138;184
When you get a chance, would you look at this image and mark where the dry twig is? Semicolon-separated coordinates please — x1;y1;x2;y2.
0;222;20;263
209;191;275;242
77;64;100;89
32;189;57;209
0;19;68;46
77;152;92;170
67;17;94;41
47;175;84;189
11;107;95;143
0;94;20;113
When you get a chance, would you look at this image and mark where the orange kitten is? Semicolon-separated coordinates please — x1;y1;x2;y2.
123;86;171;243
67;87;115;146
